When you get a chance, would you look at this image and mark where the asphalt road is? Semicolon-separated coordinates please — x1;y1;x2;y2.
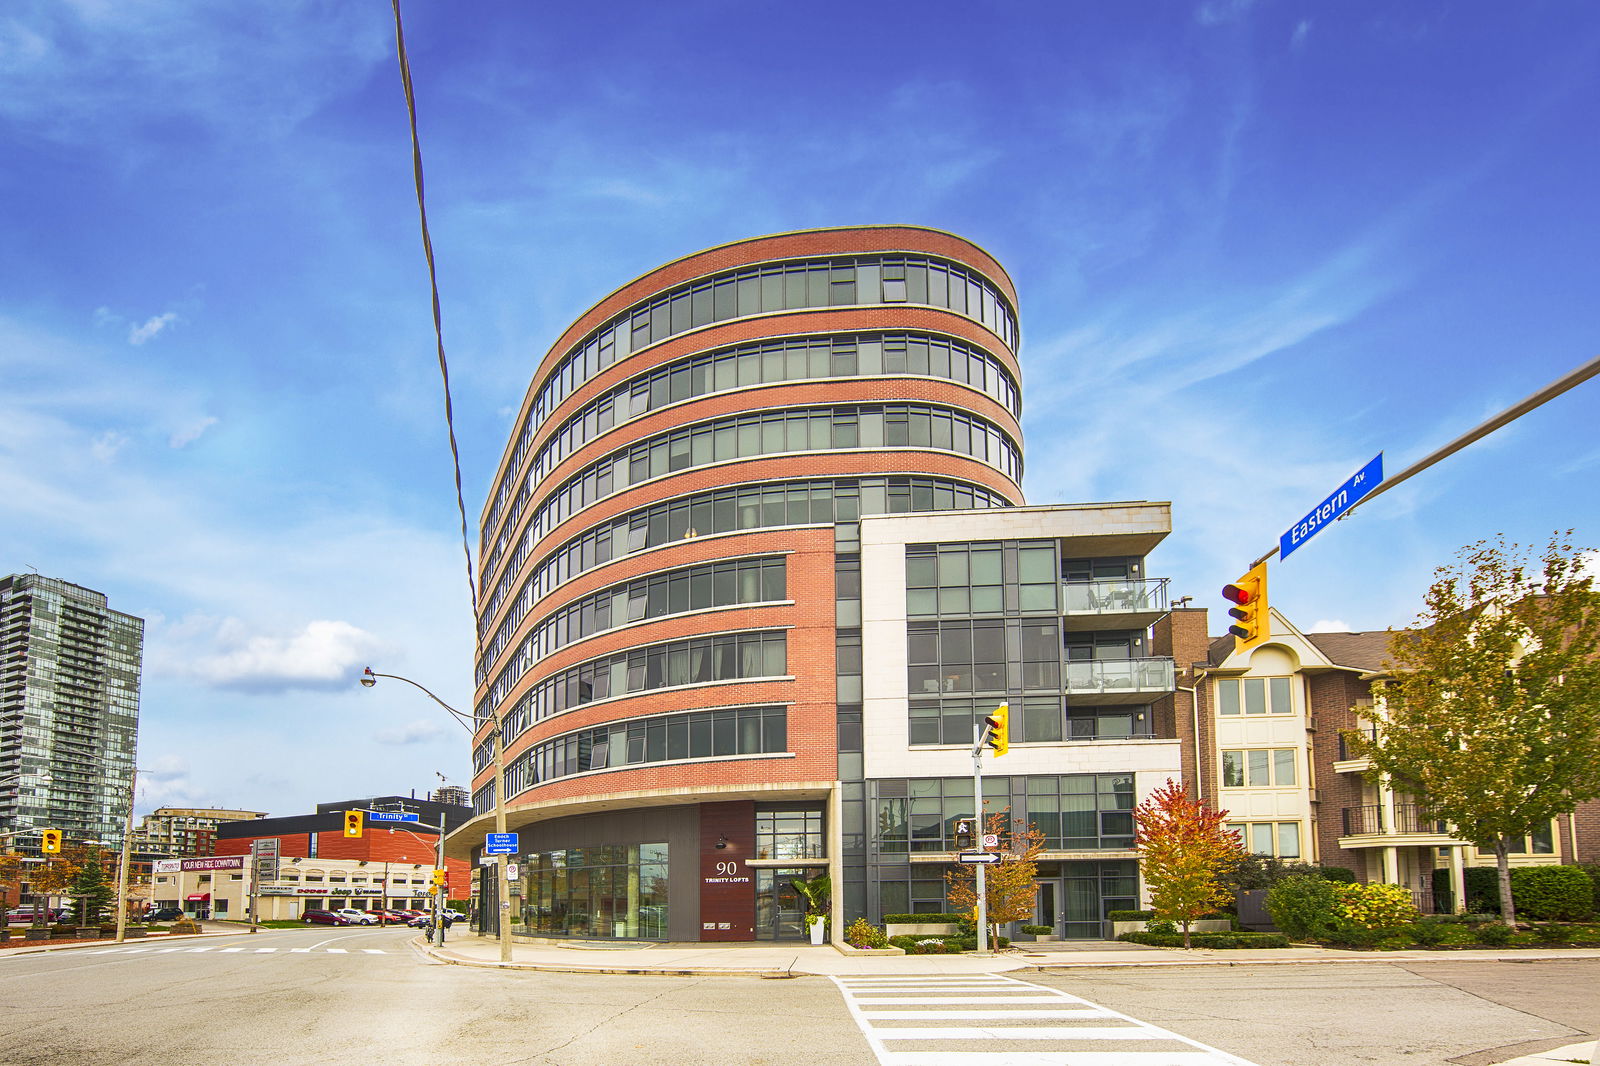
2;930;1595;1066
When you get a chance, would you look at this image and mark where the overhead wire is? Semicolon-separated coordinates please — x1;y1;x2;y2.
389;0;479;620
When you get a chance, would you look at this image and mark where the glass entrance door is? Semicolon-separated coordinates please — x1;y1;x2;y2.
754;869;808;941
1034;881;1057;932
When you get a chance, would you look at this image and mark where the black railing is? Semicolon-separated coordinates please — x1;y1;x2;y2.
1341;805;1383;835
1338;727;1378;760
1393;804;1446;834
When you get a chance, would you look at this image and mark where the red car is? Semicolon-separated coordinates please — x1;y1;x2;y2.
301;909;352;926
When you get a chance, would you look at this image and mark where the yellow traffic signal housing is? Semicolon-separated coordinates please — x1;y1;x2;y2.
1222;561;1269;651
431;868;448;892
343;810;364;838
982;703;1009;757
41;829;62;853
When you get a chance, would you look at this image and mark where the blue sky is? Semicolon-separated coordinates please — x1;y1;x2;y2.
3;0;1597;817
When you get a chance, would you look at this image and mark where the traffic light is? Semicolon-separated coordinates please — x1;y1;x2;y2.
954;819;974;849
431;869;448;893
41;829;62;853
982;703;1009;757
1222;562;1269;650
343;810;364;838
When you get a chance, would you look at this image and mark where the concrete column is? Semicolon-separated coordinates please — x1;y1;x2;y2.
1381;845;1398;884
1449;846;1467;914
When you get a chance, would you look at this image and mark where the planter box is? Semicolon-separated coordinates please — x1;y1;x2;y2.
1113;919;1233;937
835;944;905;956
25;929;50;941
886;922;959;937
123;927;148;939
1028;933;1061;942
76;929;104;939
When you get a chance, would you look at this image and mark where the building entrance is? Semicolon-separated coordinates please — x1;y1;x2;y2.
1039;859;1138;939
754;869;808;941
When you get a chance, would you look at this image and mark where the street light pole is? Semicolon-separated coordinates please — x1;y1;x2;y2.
360;667;513;963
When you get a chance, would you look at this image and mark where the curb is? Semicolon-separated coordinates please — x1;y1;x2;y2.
0;928;255;957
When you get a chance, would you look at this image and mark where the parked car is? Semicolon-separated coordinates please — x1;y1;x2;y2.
144;907;184;922
334;908;378;925
301;909;352;926
406;912;453;929
5;906;66;924
442;909;468;922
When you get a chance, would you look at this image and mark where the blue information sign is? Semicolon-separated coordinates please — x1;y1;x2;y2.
1280;453;1383;560
485;833;519;855
367;811;420;823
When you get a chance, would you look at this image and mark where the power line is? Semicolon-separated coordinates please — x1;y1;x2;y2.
389;0;479;620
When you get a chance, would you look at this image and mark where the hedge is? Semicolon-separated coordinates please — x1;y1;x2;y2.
1118;931;1289;949
889;934;1010;951
1509;866;1596;921
1107;910;1155;922
883;913;965;924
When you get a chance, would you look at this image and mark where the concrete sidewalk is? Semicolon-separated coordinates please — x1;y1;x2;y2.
419;931;1600;978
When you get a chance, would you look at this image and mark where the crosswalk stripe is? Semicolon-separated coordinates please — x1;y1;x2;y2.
363;949;384;954
221;947;243;952
291;948;311;953
326;948;347;953
254;948;276;953
188;947;214;952
833;975;1260;1066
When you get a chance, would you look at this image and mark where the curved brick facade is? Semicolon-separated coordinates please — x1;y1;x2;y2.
468;226;1028;942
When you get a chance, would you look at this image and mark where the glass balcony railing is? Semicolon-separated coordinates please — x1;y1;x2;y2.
1061;577;1169;616
1064;657;1175;696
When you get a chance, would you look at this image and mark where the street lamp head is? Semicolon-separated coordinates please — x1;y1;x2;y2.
360;667;377;689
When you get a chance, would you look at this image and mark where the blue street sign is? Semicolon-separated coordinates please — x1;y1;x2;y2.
367;811;420;823
485;833;519;855
1280;453;1383;560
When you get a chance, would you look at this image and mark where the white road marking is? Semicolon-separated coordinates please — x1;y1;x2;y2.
833;974;1262;1066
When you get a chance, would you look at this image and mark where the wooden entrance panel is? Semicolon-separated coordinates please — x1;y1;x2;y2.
698;802;755;941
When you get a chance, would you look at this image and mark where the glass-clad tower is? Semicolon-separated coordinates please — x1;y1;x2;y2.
0;574;143;850
460;227;1185;942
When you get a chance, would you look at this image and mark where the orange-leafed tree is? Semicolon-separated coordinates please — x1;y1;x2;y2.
0;851;24;920
945;810;1046;942
1133;779;1246;947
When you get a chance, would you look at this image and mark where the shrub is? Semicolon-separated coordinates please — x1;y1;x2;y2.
1463;867;1502;913
844;917;889;949
1266;875;1340;940
1146;918;1177;935
1473;922;1513;946
1530;923;1574;943
1107;910;1155;922
1327;923;1384;949
1409;919;1450;945
1331;882;1421;931
1019;924;1052;935
1117;931;1289;949
882;913;964;925
906;938;958;955
1509;866;1596;921
1317;867;1357;884
1576;865;1600;913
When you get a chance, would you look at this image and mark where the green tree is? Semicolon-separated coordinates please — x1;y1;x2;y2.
1134;779;1246;947
1352;533;1600;927
68;845;116;925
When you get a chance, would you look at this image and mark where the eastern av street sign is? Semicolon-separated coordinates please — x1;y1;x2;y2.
1280;452;1383;560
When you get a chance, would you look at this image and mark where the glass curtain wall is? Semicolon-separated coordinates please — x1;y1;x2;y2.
516;843;669;939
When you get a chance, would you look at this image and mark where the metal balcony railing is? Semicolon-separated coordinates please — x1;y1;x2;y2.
1064;657;1175;696
1337;727;1378;760
1061;577;1170;616
1393;804;1446;835
1341;805;1383;835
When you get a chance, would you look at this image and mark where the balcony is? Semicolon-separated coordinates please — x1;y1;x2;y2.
1065;657;1175;705
1339;803;1456;848
1061;578;1169;632
1334;727;1378;772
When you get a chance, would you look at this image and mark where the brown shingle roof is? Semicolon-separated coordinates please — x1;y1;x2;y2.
1304;630;1393;672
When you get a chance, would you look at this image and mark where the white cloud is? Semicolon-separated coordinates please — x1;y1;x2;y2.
164;617;386;693
128;311;178;345
168;415;218;449
90;429;128;461
1196;0;1258;27
374;719;448;746
1307;620;1353;633
1291;20;1313;50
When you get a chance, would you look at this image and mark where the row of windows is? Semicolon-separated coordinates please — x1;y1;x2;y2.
482;331;1021;565
477;554;785;685
513;404;1021;580
1227;821;1303;858
1221;748;1299;788
874;773;1135;854
905;541;1059;616
907;619;1063;695
476;631;788;769
476;475;1012;667
1217;677;1294;715
488;253;1020;548
502;705;788;799
908;699;1155;746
